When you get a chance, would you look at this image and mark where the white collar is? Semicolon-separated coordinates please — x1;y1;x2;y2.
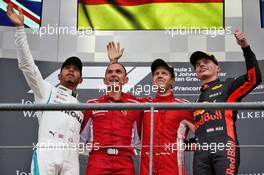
57;85;77;97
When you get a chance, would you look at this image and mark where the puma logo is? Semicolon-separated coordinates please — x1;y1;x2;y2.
49;131;56;136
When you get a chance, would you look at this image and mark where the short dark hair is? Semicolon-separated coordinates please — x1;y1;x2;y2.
61;56;82;75
151;59;175;78
105;62;127;75
190;51;218;69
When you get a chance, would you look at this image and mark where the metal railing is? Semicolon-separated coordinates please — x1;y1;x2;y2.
1;102;264;175
0;102;264;111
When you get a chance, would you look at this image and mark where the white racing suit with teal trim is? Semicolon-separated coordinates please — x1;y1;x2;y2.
15;27;83;175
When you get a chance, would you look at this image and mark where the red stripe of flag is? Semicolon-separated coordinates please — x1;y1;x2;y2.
4;0;40;24
80;0;223;6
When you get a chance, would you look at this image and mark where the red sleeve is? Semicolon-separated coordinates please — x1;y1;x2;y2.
183;110;195;125
80;100;93;132
130;95;146;137
81;111;92;132
178;99;194;124
134;110;143;137
180;110;195;134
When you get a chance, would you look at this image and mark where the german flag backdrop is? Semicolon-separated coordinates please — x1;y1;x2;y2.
78;0;224;30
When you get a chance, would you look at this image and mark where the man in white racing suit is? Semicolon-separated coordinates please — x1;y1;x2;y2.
7;4;83;175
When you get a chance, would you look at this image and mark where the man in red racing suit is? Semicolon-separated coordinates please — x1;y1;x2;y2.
140;59;195;175
81;44;143;175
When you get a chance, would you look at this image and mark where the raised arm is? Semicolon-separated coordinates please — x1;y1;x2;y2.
228;30;262;100
235;30;261;84
107;41;124;64
7;4;48;101
6;4;24;27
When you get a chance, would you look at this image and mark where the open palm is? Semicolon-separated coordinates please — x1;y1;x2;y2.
6;4;24;27
107;42;124;63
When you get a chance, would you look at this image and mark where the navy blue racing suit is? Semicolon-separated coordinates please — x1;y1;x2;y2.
193;46;262;175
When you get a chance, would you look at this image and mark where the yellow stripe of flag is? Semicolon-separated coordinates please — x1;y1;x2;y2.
78;2;223;30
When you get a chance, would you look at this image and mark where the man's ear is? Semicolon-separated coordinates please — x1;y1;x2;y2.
79;77;83;84
171;78;176;87
123;77;128;85
217;66;221;73
103;78;107;85
58;73;62;81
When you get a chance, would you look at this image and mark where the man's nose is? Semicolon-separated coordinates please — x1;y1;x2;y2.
156;73;163;79
199;62;206;68
111;71;118;76
69;67;74;72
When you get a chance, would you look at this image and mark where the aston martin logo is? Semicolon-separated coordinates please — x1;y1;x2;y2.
212;84;223;90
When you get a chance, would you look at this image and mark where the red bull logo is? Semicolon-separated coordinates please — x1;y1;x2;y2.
226;140;237;175
193;109;206;118
195;110;222;129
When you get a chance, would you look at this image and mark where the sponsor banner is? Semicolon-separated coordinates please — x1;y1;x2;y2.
0;58;263;174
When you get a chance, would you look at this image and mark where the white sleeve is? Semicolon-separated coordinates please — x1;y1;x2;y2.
15;27;48;101
132;121;141;150
80;118;92;144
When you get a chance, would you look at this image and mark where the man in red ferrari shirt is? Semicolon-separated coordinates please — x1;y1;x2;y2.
81;42;142;175
139;59;195;175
